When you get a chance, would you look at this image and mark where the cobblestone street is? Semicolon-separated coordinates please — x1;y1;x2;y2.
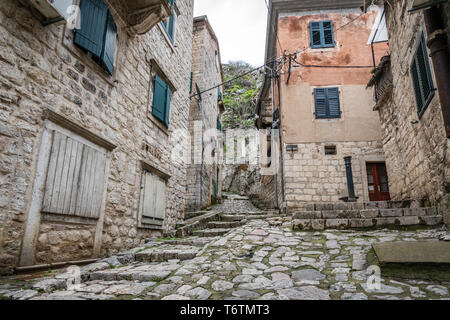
1;197;449;301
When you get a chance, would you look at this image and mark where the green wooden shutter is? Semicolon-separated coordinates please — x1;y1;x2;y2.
327;88;340;118
322;21;334;47
164;86;171;127
100;11;117;75
310;22;322;48
314;88;328;118
152;75;167;122
74;0;108;57
411;61;423;112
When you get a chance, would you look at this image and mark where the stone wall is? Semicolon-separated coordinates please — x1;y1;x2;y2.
375;2;450;206
283;141;384;209
0;0;194;273
186;16;223;212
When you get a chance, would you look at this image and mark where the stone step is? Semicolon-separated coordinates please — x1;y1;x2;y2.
192;228;231;237
176;212;221;237
184;211;208;220
305;200;425;211
207;220;245;229
292;215;443;231
221;214;246;222
220;211;264;216
134;245;200;263
293;207;437;220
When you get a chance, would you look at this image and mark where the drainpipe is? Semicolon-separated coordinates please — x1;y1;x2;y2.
276;75;287;215
270;65;279;209
423;6;450;138
344;156;356;202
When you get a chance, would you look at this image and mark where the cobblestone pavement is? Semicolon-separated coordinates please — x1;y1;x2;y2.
1;199;450;300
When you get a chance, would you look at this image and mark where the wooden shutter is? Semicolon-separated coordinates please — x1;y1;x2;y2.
152;75;168;122
74;0;108;57
327;88;341;118
322;21;334;47
314;88;328;118
164;86;171;126
310;22;322;48
42;131;107;219
141;171;166;226
100;11;117;75
411;33;435;116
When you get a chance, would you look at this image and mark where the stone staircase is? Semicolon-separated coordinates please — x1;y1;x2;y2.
292;200;443;231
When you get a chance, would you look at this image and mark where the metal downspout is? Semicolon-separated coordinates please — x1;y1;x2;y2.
270;66;279;209
277;74;287;214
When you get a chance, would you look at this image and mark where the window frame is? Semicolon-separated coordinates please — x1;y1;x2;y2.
310;20;335;49
410;32;435;119
160;0;176;43
151;75;172;127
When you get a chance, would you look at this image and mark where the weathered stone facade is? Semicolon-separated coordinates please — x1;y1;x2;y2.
369;1;450;224
186;16;224;212
0;0;194;273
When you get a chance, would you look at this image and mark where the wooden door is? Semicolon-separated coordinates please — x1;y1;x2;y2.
141;171;166;226
366;163;391;201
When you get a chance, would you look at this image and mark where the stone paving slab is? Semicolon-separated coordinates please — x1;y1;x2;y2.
373;241;450;264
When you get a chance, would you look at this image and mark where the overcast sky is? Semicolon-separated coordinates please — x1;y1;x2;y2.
193;0;268;67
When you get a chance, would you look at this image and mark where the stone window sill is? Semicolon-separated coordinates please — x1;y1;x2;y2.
157;23;176;53
147;112;169;136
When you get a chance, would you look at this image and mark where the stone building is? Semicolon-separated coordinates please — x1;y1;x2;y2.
0;0;194;274
257;0;390;211
186;16;224;211
366;0;450;226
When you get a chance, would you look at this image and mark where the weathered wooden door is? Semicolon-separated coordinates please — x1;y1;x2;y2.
366;163;391;201
141;171;166;226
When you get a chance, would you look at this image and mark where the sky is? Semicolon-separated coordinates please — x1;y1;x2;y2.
193;0;268;67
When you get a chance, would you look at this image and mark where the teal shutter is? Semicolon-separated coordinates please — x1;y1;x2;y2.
74;0;108;57
100;12;117;75
164;87;171;126
152;76;168;122
327;88;340;118
217;115;222;131
411;33;435;117
162;0;175;42
314;88;328;118
310;22;322;48
310;21;334;48
322;21;334;47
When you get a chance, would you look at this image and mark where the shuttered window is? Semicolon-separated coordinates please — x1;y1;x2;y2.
314;87;341;119
74;0;117;75
310;21;335;49
141;171;166;226
410;33;435;118
161;0;175;42
42;131;107;219
152;75;171;126
217;114;222;131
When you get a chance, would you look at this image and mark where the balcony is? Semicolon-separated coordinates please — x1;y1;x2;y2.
109;0;172;36
367;55;393;110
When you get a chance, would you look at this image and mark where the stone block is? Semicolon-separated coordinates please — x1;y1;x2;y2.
349;219;375;228
375;217;397;226
315;203;334;211
379;209;403;217
403;208;428;216
360;209;379;218
322;210;359;219
420;215;443;226
311;219;325;230
292;219;312;230
305;204;315;211
292;211;321;219
325;219;348;228
364;201;388;209
397;216;420;226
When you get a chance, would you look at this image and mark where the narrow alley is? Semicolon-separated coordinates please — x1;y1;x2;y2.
1;194;449;300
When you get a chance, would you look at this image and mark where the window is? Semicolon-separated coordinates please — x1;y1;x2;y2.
74;0;117;75
310;21;334;49
42;130;107;219
152;75;171;127
140;170;166;227
314;87;341;119
161;0;175;42
215;50;219;70
410;32;435;118
218;87;223;101
325;145;337;155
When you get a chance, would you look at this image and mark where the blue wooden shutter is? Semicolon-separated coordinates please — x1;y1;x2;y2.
310;22;322;48
322;21;334;47
100;12;117;75
327;88;340;118
314;88;328;118
74;0;108;57
164;86;171;126
152;76;167;122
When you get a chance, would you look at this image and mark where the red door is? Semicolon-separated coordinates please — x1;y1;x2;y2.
366;163;391;201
